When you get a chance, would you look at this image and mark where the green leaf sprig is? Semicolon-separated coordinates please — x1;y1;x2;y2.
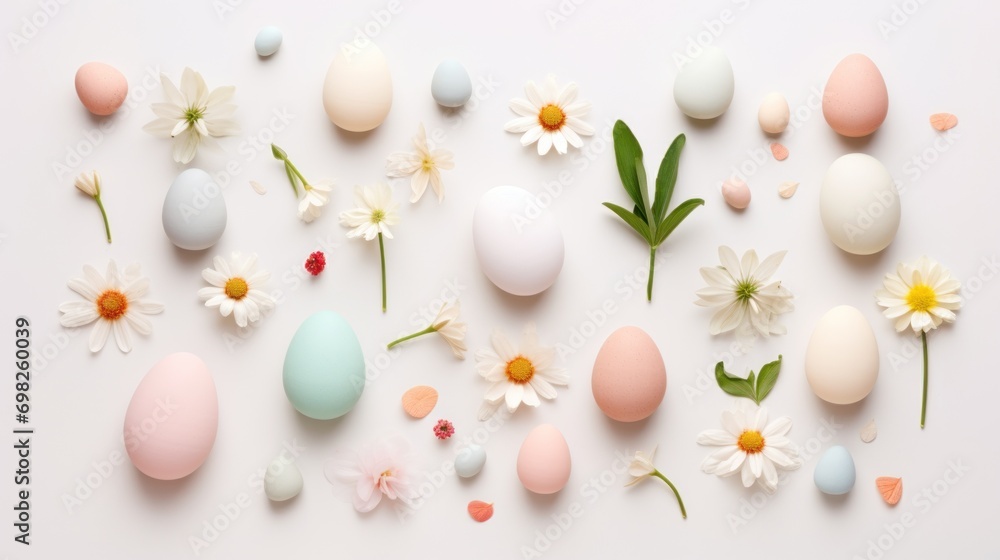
714;355;782;405
603;120;704;301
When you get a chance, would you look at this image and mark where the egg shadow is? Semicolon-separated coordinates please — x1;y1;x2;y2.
831;248;891;276
266;495;299;512
522;488;561;509
330;124;380;146
832;129;878;152
287;405;356;447
682;112;727;130
130;458;206;501
818;491;852;509
482;282;553;315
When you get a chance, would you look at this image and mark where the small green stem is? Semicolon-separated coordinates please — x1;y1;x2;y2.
387;326;436;349
94;195;112;243
652;470;687;519
378;232;387;312
646;246;656;301
920;331;928;429
284;158;310;188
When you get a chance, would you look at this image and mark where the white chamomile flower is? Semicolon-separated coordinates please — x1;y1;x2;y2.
73;170;112;243
58;260;164;353
197;252;275;328
386;123;455;203
504;75;594;156
143;68;239;164
386;300;467;358
298;181;333;223
475;323;568;420
623;445;687;519
339;184;400;312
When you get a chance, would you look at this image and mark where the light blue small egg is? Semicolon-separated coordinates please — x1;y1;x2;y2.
431;59;472;108
814;445;857;495
283;311;365;420
254;26;283;57
454;445;487;478
161;168;227;250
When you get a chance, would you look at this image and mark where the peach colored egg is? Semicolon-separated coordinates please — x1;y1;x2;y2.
591;326;666;422
822;54;888;137
516;424;571;494
124;352;219;480
721;178;751;210
74;62;128;116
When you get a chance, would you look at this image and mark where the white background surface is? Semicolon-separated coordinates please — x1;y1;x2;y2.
2;0;998;558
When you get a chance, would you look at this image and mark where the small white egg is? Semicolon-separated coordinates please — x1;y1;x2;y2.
758;92;790;134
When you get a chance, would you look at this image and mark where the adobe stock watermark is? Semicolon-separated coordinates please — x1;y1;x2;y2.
544;0;588;30
727;416;843;533
894;129;960;194
8;0;70;53
877;0;931;40
340;0;402;60
188;439;305;555
682;341;749;404
852;458;969;560
671;0;752;69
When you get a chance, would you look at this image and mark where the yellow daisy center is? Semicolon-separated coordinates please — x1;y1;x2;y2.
421;157;435;171
505;356;535;384
96;290;128;320
737;430;765;454
371;209;386;224
224;277;249;300
905;284;937;312
538;104;566;131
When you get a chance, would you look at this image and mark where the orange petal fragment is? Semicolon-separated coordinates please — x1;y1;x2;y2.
929;113;958;131
770;142;789;161
402;385;438;418
468;500;494;522
876;477;903;505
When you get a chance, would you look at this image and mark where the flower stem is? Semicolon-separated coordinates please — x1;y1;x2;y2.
387;326;435;349
94;195;112;243
920;331;928;429
285;158;310;187
652;470;687;519
647;246;656;301
378;232;387;312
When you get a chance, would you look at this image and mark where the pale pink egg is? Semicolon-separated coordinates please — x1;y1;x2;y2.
124;352;219;481
822;54;888;137
74;62;128;116
516;424;571;494
721;178;751;210
591;326;666;422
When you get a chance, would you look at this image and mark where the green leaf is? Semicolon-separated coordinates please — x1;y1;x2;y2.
654;198;704;246
284;162;300;196
271;143;287;160
603;202;652;244
714;362;757;402
754;355;783;403
635;157;655;238
652;134;685;223
612;120;645;211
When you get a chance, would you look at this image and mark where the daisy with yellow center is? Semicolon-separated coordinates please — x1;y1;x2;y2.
503;75;594;156
198;252;276;328
876;256;962;428
697;401;801;492
58;261;165;353
385;123;455;203
475;323;568;420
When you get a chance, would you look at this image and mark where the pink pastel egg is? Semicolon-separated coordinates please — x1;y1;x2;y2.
721;178;751;210
74;62;128;116
124;352;218;481
822;54;888;137
591;326;666;422
516;424;571;494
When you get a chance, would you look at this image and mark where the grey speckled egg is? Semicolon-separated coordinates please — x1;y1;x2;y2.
162;168;227;250
431;59;472;108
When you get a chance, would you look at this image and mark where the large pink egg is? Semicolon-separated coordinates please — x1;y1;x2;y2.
124;352;219;480
591;326;666;422
74;62;128;116
822;54;888;138
516;424;571;494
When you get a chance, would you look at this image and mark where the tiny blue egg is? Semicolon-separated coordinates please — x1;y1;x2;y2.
254;26;283;57
454;445;486;478
814;445;856;495
431;59;472;108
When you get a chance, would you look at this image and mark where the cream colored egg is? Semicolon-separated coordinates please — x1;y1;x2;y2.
322;45;392;132
805;305;879;404
758;92;790;134
820;153;900;255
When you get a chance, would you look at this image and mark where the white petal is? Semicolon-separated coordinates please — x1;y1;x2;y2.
89;320;111;352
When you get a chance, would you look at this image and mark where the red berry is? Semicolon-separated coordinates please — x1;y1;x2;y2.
304;251;326;276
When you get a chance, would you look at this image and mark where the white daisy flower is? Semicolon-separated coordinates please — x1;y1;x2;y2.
697;401;801;492
624;446;658;487
694;246;794;342
503;75;594;156
339;184;400;241
73;170;112;243
386;300;467;358
876;256;962;334
298;181;333;223
58;261;165;353
386;123;455;203
143;67;239;164
197;252;275;328
475;323;568;420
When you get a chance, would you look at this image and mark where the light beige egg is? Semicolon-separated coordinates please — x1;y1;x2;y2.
805;305;879;404
322;45;392;132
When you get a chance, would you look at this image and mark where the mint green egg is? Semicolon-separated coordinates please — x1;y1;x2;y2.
283;311;365;420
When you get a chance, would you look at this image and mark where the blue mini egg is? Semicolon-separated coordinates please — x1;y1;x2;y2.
814;445;856;495
431;59;472;108
254;26;283;57
161;168;227;251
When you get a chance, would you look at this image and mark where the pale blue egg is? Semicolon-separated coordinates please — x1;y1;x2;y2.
454;445;487;478
283;311;365;420
431;59;472;108
254;26;283;57
814;445;856;495
161;168;227;250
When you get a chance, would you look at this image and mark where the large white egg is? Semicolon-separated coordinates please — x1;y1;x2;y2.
820;153;900;255
472;186;564;296
672;47;735;119
161;168;227;250
322;45;392;132
805;305;879;404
